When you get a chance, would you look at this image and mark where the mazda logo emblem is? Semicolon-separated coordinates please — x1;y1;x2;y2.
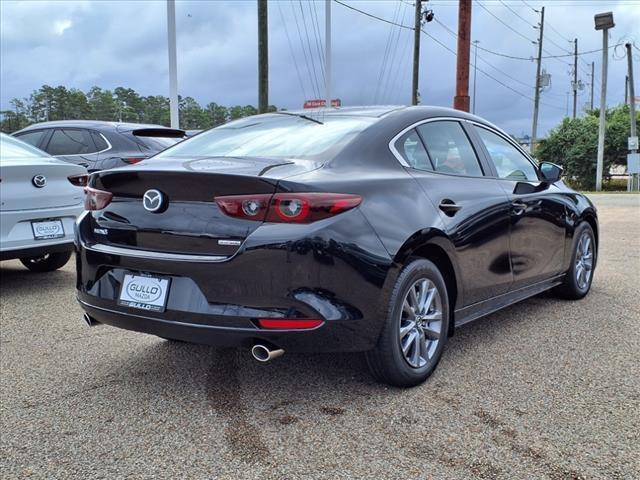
143;189;165;212
32;175;46;188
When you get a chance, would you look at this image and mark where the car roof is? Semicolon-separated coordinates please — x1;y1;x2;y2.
15;120;173;133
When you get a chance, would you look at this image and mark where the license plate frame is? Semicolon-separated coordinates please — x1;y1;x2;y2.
31;219;65;240
117;274;171;312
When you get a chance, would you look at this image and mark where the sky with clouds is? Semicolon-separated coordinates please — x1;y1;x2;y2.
1;0;638;137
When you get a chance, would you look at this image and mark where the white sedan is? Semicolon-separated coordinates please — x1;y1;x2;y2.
0;133;86;272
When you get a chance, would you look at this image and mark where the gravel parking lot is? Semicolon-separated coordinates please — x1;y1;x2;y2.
1;194;638;479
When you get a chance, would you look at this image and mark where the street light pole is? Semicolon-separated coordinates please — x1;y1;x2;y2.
325;0;332;108
472;40;479;114
594;12;614;191
166;0;179;129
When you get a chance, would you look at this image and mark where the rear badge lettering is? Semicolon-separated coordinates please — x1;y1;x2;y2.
218;239;241;246
93;228;108;235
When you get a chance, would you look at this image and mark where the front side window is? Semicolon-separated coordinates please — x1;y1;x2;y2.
417;121;483;177
46;129;96;156
155;115;375;159
475;127;539;181
14;130;47;148
394;129;432;171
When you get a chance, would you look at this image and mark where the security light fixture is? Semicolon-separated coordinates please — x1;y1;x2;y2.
594;12;614;31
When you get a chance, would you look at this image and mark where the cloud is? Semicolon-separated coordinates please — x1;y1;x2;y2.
1;0;638;137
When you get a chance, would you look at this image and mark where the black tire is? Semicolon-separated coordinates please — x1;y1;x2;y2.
19;251;72;273
157;336;186;343
553;222;596;300
366;258;450;388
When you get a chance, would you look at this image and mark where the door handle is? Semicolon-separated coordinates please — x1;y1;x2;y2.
511;200;527;215
439;199;462;217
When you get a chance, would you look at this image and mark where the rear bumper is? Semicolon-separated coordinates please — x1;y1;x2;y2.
0;203;82;258
75;210;395;353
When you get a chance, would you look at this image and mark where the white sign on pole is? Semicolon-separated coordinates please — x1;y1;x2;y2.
629;136;639;150
628;153;640;174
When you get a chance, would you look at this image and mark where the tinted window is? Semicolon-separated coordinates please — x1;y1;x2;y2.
156;115;374;159
394;129;432;170
15;130;46;147
90;131;109;151
47;129;96;156
417;121;483;177
0;133;50;159
132;135;182;152
475;127;539;181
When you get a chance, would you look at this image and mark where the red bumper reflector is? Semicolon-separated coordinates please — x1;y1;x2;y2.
257;319;324;330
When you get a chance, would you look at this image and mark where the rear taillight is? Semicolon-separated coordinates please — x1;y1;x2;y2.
214;193;361;224
84;186;113;210
257;318;324;330
123;157;146;165
68;174;89;187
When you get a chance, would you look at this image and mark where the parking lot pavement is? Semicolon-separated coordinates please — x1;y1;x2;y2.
1;194;638;480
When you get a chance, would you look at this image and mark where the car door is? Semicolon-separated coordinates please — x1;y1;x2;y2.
41;128;99;170
392;119;513;307
470;124;567;290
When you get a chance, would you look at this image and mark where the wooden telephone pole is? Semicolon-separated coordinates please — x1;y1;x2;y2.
258;0;268;113
531;6;545;151
412;0;422;105
453;0;472;112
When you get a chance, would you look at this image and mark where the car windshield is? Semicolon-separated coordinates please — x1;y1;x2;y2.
155;114;374;159
0;133;50;159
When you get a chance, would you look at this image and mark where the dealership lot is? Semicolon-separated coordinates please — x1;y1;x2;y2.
1;194;638;479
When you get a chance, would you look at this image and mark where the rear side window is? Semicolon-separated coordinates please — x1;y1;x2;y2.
394;129;432;171
46;129;96;156
1;133;50;159
475;127;539;181
14;130;47;148
90;131;109;151
132;135;181;152
417;121;483;177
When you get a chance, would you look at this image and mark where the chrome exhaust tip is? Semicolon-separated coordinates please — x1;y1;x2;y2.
83;313;98;327
251;344;284;362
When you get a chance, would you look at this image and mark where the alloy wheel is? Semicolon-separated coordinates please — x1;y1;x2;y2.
575;232;594;290
399;278;443;368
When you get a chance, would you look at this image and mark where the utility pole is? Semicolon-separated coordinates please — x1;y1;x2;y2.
453;0;472;112
166;0;179;128
626;42;638;191
572;38;578;118
412;0;422;105
625;75;629;105
472;40;479;114
325;0;332;107
594;11;614;191
590;61;595;111
258;0;268;113
531;6;545;152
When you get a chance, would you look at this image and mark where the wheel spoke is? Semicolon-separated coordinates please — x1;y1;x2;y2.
421;287;436;314
400;321;416;339
402;330;417;354
422;322;441;340
403;299;415;318
408;287;419;311
411;331;421;366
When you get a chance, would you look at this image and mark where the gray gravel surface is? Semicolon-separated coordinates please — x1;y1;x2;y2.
1;194;639;479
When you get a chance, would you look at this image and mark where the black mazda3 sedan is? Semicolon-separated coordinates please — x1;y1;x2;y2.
75;106;598;387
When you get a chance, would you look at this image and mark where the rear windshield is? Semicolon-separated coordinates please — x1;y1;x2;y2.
134;136;182;152
0;133;50;159
155;115;374;159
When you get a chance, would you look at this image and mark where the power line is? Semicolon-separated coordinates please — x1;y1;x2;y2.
381;2;409;103
476;1;536;44
277;1;308;101
374;1;403;104
298;1;324;94
333;0;413;31
291;1;320;99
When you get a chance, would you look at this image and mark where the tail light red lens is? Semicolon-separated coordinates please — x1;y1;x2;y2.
84;186;113;210
68;174;89;187
123;157;146;165
214;193;361;224
257;318;324;330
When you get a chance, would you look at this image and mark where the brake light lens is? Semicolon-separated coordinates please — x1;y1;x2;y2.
123;157;146;165
68;174;89;187
84;186;113;210
257;318;324;330
214;193;361;224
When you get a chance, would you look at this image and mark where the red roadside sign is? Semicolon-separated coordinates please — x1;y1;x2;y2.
303;99;342;109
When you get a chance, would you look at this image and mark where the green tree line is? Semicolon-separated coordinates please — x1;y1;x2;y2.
535;104;636;190
0;84;278;133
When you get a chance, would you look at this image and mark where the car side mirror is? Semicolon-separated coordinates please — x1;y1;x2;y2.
539;162;563;183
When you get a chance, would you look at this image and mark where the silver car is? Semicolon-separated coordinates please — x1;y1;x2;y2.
0;133;86;272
